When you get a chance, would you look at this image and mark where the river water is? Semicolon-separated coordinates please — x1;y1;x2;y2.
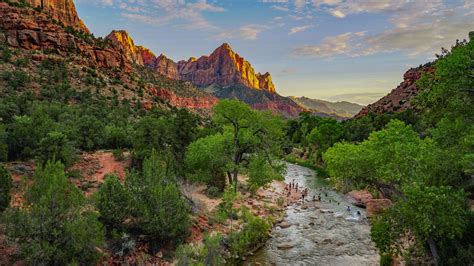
247;163;379;266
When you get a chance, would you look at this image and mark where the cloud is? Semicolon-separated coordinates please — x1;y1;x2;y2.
289;24;312;35
292;31;367;57
271;5;290;11
330;10;345;17
293;1;474;58
97;0;225;30
294;0;306;9
215;25;267;41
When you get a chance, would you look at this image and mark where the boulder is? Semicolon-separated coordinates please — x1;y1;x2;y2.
345;189;373;207
279;221;291;228
366;199;392;218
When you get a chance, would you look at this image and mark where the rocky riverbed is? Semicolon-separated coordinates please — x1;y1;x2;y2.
248;163;379;265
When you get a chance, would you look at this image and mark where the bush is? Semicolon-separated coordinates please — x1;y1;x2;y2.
3;161;105;264
112;148;124;161
1;70;30;90
176;233;224;266
0;165;12;211
35;131;75;167
95;174;130;229
206;186;221;198
228;208;270;258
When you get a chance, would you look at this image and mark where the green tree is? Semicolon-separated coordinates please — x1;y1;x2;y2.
211;100;285;191
3;161;105;264
371;186;469;262
35;131;75;167
0;165;12;211
185;132;233;191
95;174;130;229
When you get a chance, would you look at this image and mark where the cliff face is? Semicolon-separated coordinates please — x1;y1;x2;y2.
176;43;276;93
0;2;131;71
105;30;143;65
14;0;89;33
355;65;434;118
154;54;180;80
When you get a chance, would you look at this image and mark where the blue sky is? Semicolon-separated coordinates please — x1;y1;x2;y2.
75;0;474;105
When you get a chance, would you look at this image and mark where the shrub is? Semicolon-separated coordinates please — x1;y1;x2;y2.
112;148;124;161
35;131;75;167
206;186;221;198
228;208;270;258
0;165;12;211
3;161;105;264
176;233;224;266
95;174;130;229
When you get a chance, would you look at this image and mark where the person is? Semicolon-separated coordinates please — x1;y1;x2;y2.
302;193;305;201
357;211;361;216
318;195;321;201
346;206;351;212
312;195;316;201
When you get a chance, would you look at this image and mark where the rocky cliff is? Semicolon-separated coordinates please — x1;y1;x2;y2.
105;30;143;65
355;65;434;118
176;43;276;93
13;0;89;33
0;2;134;71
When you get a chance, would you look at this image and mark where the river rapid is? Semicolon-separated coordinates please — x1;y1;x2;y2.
248;163;379;266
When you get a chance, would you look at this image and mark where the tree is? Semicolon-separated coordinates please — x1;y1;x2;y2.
3;161;105;264
0;165;12;211
371;186;469;262
211;100;285;191
95;174;130;229
35;131;75;167
185;132;233;191
95;151;191;244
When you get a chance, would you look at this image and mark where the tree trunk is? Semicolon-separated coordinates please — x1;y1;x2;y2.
427;237;439;266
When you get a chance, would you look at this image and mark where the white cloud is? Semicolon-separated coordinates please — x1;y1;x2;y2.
330;10;345;18
271;5;290;11
294;0;306;9
215;25;267;41
292;31;367;57
289;24;312;35
293;0;474;58
98;0;225;30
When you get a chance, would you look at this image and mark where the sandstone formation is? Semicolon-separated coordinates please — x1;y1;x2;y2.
153;54;180;80
345;190;373;208
177;43;276;93
148;87;218;109
12;0;89;33
0;3;132;71
355;65;434;118
105;30;143;65
366;199;392;218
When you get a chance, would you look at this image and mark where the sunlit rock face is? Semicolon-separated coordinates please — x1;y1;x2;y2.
153;54;180;80
105;30;145;66
355;65;435;118
176;43;276;93
14;0;90;34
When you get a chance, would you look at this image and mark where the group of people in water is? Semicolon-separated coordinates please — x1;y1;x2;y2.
283;179;361;216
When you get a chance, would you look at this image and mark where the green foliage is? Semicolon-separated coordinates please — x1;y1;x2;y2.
3;161;105;264
0;165;12;211
185;132;233;191
95;174;130;229
247;156;285;193
95;152;191;244
371;186;468;258
187;99;285;193
228;208;270;258
176;233;224;266
1;70;30;90
35;130;75;167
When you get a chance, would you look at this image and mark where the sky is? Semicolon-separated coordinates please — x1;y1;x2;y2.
75;0;474;105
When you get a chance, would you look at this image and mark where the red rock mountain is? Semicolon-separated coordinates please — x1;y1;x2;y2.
355;65;434;118
104;33;277;93
12;0;89;33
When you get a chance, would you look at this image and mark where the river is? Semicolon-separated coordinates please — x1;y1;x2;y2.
247;163;379;265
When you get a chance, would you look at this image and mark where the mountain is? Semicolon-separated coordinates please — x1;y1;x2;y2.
0;1;217;113
291;96;363;119
355;64;434;118
103;30;302;117
12;0;90;34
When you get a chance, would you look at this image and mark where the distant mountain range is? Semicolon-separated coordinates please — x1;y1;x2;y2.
290;97;364;119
